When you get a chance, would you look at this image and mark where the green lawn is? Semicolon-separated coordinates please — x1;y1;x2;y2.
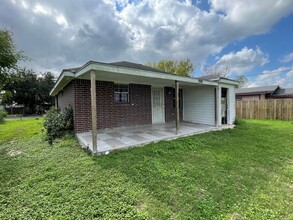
0;119;292;219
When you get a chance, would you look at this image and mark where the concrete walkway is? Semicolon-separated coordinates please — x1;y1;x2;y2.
76;122;234;154
4;115;43;120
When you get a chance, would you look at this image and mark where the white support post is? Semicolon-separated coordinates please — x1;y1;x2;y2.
215;86;219;127
217;85;222;127
175;80;179;135
90;70;97;153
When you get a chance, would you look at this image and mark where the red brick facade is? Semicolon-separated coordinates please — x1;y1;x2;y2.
57;79;152;133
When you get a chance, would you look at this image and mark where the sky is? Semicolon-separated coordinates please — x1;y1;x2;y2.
1;0;293;87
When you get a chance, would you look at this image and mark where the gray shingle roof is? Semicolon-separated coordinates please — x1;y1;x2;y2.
197;75;221;81
64;60;174;75
271;88;293;97
236;85;279;95
109;61;172;75
63;67;80;73
196;74;238;83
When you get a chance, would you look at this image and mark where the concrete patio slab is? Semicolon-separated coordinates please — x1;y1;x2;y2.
76;122;234;154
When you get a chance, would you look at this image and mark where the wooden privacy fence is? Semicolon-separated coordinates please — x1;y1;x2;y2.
236;99;293;120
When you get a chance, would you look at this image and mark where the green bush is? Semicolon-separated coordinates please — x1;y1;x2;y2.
43;106;73;144
0;109;8;123
234;118;245;126
63;106;74;130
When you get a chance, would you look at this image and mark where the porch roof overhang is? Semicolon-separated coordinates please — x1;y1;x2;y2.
50;61;220;96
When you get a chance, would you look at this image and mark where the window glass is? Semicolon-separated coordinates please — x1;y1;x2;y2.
114;84;129;103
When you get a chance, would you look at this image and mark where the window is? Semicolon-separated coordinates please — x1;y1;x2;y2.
114;84;129;103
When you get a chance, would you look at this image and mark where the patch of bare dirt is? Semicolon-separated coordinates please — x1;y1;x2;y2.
7;150;22;157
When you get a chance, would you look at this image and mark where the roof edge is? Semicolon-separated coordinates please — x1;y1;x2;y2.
50;71;75;96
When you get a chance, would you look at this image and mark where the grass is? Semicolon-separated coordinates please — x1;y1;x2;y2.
0;119;292;219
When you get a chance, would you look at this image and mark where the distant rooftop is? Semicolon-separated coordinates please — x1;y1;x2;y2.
236;85;279;95
271;88;293;97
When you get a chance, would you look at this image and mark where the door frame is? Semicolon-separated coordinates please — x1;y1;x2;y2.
151;87;165;124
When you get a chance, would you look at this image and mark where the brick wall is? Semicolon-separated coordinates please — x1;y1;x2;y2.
74;79;92;132
60;79;152;133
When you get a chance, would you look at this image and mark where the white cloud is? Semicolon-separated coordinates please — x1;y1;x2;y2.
33;4;51;15
20;0;28;9
1;0;293;74
56;15;68;28
249;67;293;88
213;47;269;74
280;52;293;63
210;0;293;35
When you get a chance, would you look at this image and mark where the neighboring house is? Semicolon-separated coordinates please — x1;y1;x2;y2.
236;85;293;100
271;87;293;99
50;61;238;152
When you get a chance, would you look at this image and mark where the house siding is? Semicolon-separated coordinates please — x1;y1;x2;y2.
67;79;152;133
183;86;216;126
237;94;265;100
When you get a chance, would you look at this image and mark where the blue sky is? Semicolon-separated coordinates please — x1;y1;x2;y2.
0;0;293;87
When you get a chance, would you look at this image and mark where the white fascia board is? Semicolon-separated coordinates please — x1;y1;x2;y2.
50;71;75;96
75;63;218;86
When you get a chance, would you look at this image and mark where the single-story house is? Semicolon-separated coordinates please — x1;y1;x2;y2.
50;61;238;153
236;85;293;100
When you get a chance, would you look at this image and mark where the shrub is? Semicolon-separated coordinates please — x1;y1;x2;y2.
43;106;73;144
0;109;8;123
63;106;74;130
234;118;245;126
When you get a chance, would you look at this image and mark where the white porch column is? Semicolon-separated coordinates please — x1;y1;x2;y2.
215;86;219;127
90;70;97;153
175;80;179;135
216;85;222;127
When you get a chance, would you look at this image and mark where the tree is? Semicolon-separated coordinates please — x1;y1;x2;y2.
2;69;55;113
37;72;56;106
203;65;231;78
3;69;38;108
235;75;248;88
0;29;27;90
145;58;195;77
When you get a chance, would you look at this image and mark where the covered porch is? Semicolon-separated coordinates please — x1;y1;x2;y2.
77;62;222;153
76;122;234;154
50;61;238;154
